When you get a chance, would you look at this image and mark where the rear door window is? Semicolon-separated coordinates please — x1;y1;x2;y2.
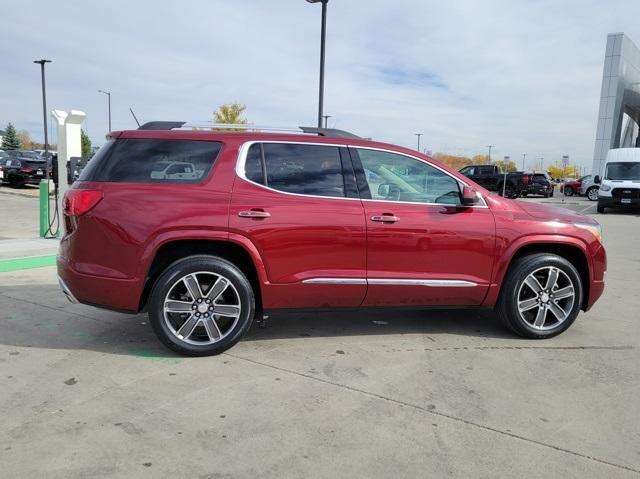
243;143;346;198
78;139;222;183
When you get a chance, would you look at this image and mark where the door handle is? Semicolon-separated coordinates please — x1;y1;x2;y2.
238;210;271;219
371;214;400;223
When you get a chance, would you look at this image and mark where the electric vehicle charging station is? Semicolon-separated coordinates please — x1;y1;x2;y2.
40;109;86;238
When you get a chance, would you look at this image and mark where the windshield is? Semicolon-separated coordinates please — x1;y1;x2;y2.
605;162;640;181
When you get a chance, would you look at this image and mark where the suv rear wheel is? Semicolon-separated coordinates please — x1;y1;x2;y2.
497;253;582;339
148;255;255;356
586;186;599;201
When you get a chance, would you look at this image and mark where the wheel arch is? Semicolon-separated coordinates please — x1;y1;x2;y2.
492;239;591;311
139;237;266;314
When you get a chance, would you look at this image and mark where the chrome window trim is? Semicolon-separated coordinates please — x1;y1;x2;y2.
235;140;489;208
234;140;361;202
302;278;478;287
349;145;489;209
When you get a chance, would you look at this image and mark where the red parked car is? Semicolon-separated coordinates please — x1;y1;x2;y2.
560;175;591;196
57;124;606;356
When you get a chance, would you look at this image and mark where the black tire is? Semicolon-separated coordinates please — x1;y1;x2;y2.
9;175;25;188
549;189;554;197
597;205;605;214
586;186;599;201
498;184;517;199
521;192;528;197
564;186;573;196
496;253;583;339
148;255;255;356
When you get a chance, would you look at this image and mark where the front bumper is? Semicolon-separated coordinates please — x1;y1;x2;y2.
598;196;640;208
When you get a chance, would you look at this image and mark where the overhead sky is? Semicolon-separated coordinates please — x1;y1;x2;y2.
2;0;639;169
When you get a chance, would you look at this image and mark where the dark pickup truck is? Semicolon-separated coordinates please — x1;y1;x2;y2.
459;164;530;198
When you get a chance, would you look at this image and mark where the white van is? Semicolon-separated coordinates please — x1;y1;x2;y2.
596;148;640;213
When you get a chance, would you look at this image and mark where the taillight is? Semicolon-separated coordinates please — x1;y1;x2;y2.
21;167;33;173
522;175;529;184
63;189;103;216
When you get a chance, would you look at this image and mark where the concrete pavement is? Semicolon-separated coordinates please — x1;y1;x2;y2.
0;193;639;478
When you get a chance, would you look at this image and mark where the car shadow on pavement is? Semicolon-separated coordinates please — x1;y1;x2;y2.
0;284;512;358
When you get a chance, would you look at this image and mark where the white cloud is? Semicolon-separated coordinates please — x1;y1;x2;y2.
1;0;639;170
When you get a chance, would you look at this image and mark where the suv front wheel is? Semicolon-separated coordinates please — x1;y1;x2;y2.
148;255;255;356
497;253;583;339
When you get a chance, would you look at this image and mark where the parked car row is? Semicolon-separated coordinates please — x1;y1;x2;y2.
0;149;86;188
458;166;555;198
0;150;50;187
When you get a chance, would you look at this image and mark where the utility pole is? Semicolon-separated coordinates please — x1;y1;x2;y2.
415;133;423;152
522;153;526;171
486;145;495;164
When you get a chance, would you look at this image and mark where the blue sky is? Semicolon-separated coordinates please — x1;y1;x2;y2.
1;0;639;169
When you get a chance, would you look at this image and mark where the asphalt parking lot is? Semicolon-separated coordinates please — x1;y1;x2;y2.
1;188;639;478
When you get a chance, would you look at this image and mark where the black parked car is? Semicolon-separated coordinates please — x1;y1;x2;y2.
0;150;49;187
458;164;531;198
521;173;554;198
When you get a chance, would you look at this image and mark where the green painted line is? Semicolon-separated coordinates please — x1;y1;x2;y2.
0;255;57;272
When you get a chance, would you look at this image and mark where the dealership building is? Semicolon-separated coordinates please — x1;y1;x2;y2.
592;33;640;175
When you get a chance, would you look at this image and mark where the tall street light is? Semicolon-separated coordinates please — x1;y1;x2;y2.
307;0;329;128
522;153;527;171
98;89;111;132
34;59;52;181
415;133;423;151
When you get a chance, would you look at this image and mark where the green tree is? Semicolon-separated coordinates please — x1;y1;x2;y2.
2;123;21;150
213;103;248;125
81;129;92;158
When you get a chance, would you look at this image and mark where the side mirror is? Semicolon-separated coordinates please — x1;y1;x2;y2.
461;185;481;206
594;175;601;184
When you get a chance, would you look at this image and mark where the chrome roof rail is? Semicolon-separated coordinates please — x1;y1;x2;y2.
138;121;361;138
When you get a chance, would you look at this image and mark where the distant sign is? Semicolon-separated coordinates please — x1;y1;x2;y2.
562;155;569;166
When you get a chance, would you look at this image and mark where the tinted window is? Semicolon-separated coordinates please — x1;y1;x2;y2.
356;149;461;205
244;144;265;184
478;166;494;175
78;139;221;183
260;143;345;198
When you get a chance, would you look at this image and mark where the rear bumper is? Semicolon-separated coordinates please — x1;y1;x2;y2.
57;256;142;313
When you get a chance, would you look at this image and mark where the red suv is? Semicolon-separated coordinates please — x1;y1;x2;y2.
57;123;606;356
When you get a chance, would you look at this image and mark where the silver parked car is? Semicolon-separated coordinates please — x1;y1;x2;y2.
581;175;599;201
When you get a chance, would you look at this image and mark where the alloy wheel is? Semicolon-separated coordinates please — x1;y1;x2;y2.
517;266;575;331
587;187;599;201
163;271;241;345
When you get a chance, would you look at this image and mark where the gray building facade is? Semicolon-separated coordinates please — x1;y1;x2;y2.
592;33;640;175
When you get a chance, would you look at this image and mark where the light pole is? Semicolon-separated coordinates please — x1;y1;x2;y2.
486;145;495;164
322;115;331;128
415;133;423;151
34;59;52;181
307;0;329;128
522;153;526;171
98;90;111;132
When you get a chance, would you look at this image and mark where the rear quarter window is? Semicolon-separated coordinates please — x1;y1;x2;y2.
78;139;222;183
